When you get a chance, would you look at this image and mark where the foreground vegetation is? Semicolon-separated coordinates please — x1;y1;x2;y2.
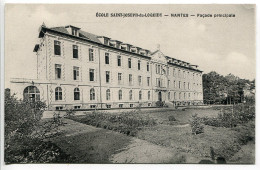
70;104;255;163
4;92;71;163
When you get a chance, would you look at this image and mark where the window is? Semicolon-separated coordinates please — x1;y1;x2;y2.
90;105;96;108
74;88;80;100
156;78;161;87
55;64;61;79
74;106;81;109
106;104;111;108
179;81;181;89
117;56;121;66
148;103;152;107
189;93;191;99
147;77;150;86
156;64;158;73
105;53;109;64
184;93;186;99
178;70;181;78
174;92;176;99
174;80;176;88
129;90;133;100
157;65;161;74
118;90;122;100
138;60;141;70
72;29;78;36
173;68;175;76
168;80;170;88
167;67;169;75
73;45;78;59
183;71;185;78
118;73;122;84
128;58;131;68
89;69;94;81
23;86;40;101
90;88;95;100
129;74;133;85
106;71;110;83
147;62;150;71
73;66;80;80
55;87;62;101
54;40;61;55
148;91;151;100
184;82;186;89
56;106;63;110
188;83;190;89
139;91;142;100
106;89;110;100
168;92;171;100
179;92;181;99
130;104;134;108
89;48;94;61
119;104;123;108
138;76;142;86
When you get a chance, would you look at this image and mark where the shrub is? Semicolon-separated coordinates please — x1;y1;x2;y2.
155;101;164;107
4;91;66;163
168;115;176;121
70;110;156;137
190;114;204;135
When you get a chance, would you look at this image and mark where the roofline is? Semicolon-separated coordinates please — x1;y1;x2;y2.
39;26;203;72
167;62;203;73
40;26;151;59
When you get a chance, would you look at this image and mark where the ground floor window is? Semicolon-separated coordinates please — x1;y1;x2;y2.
106;104;111;108
55;106;63;110
130;104;134;108
23;86;40;101
74;106;81;109
119;104;123;108
90;105;96;108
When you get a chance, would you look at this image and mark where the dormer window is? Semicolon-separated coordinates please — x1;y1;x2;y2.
121;46;126;50
72;29;78;36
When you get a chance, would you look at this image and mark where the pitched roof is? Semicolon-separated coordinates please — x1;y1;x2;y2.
49;26;101;43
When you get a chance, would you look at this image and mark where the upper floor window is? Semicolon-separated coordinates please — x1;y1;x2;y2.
118;73;122;84
179;81;181;88
129;90;133;100
106;89;110;100
148;91;151;100
55;64;61;80
139;91;142;100
184;82;186;89
118;90;122;100
72;29;78;36
147;62;150;71
188;83;190;89
138;60;141;70
138;76;142;86
55;87;62;101
73;66;80;80
174;80;176;88
105;53;109;64
179;92;181;99
117;56;121;66
168;92;171;100
54;40;61;56
128;58;131;68
174;92;176;100
129;74;133;85
90;88;95;100
74;88;80;100
106;71;110;83
89;48;94;61
89;69;95;81
147;77;150;86
156;78;161;87
73;45;78;59
168;80;170;88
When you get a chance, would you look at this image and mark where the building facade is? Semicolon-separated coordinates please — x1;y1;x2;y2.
10;24;203;110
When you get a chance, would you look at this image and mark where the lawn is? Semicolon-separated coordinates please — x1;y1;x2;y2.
69;106;255;164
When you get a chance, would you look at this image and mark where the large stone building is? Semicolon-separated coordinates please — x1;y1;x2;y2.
10;24;203;110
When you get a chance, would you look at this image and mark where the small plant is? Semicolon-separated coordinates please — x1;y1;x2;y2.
168;115;176;121
190;114;204;135
65;109;76;118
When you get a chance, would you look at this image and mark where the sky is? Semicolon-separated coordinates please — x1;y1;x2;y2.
4;4;256;88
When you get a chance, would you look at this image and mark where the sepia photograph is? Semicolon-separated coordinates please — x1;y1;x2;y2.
2;3;256;165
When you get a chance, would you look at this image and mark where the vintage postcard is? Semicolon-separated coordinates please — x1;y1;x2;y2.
3;3;256;166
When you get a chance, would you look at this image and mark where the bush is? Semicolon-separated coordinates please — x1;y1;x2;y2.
70;110;156;137
168;115;176;121
4;91;66;163
155;101;165;107
190;114;204;135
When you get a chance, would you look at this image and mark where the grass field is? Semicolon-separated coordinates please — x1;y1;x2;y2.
68;107;255;163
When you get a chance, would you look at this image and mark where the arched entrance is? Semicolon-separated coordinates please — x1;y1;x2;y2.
158;91;162;101
23;86;40;101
